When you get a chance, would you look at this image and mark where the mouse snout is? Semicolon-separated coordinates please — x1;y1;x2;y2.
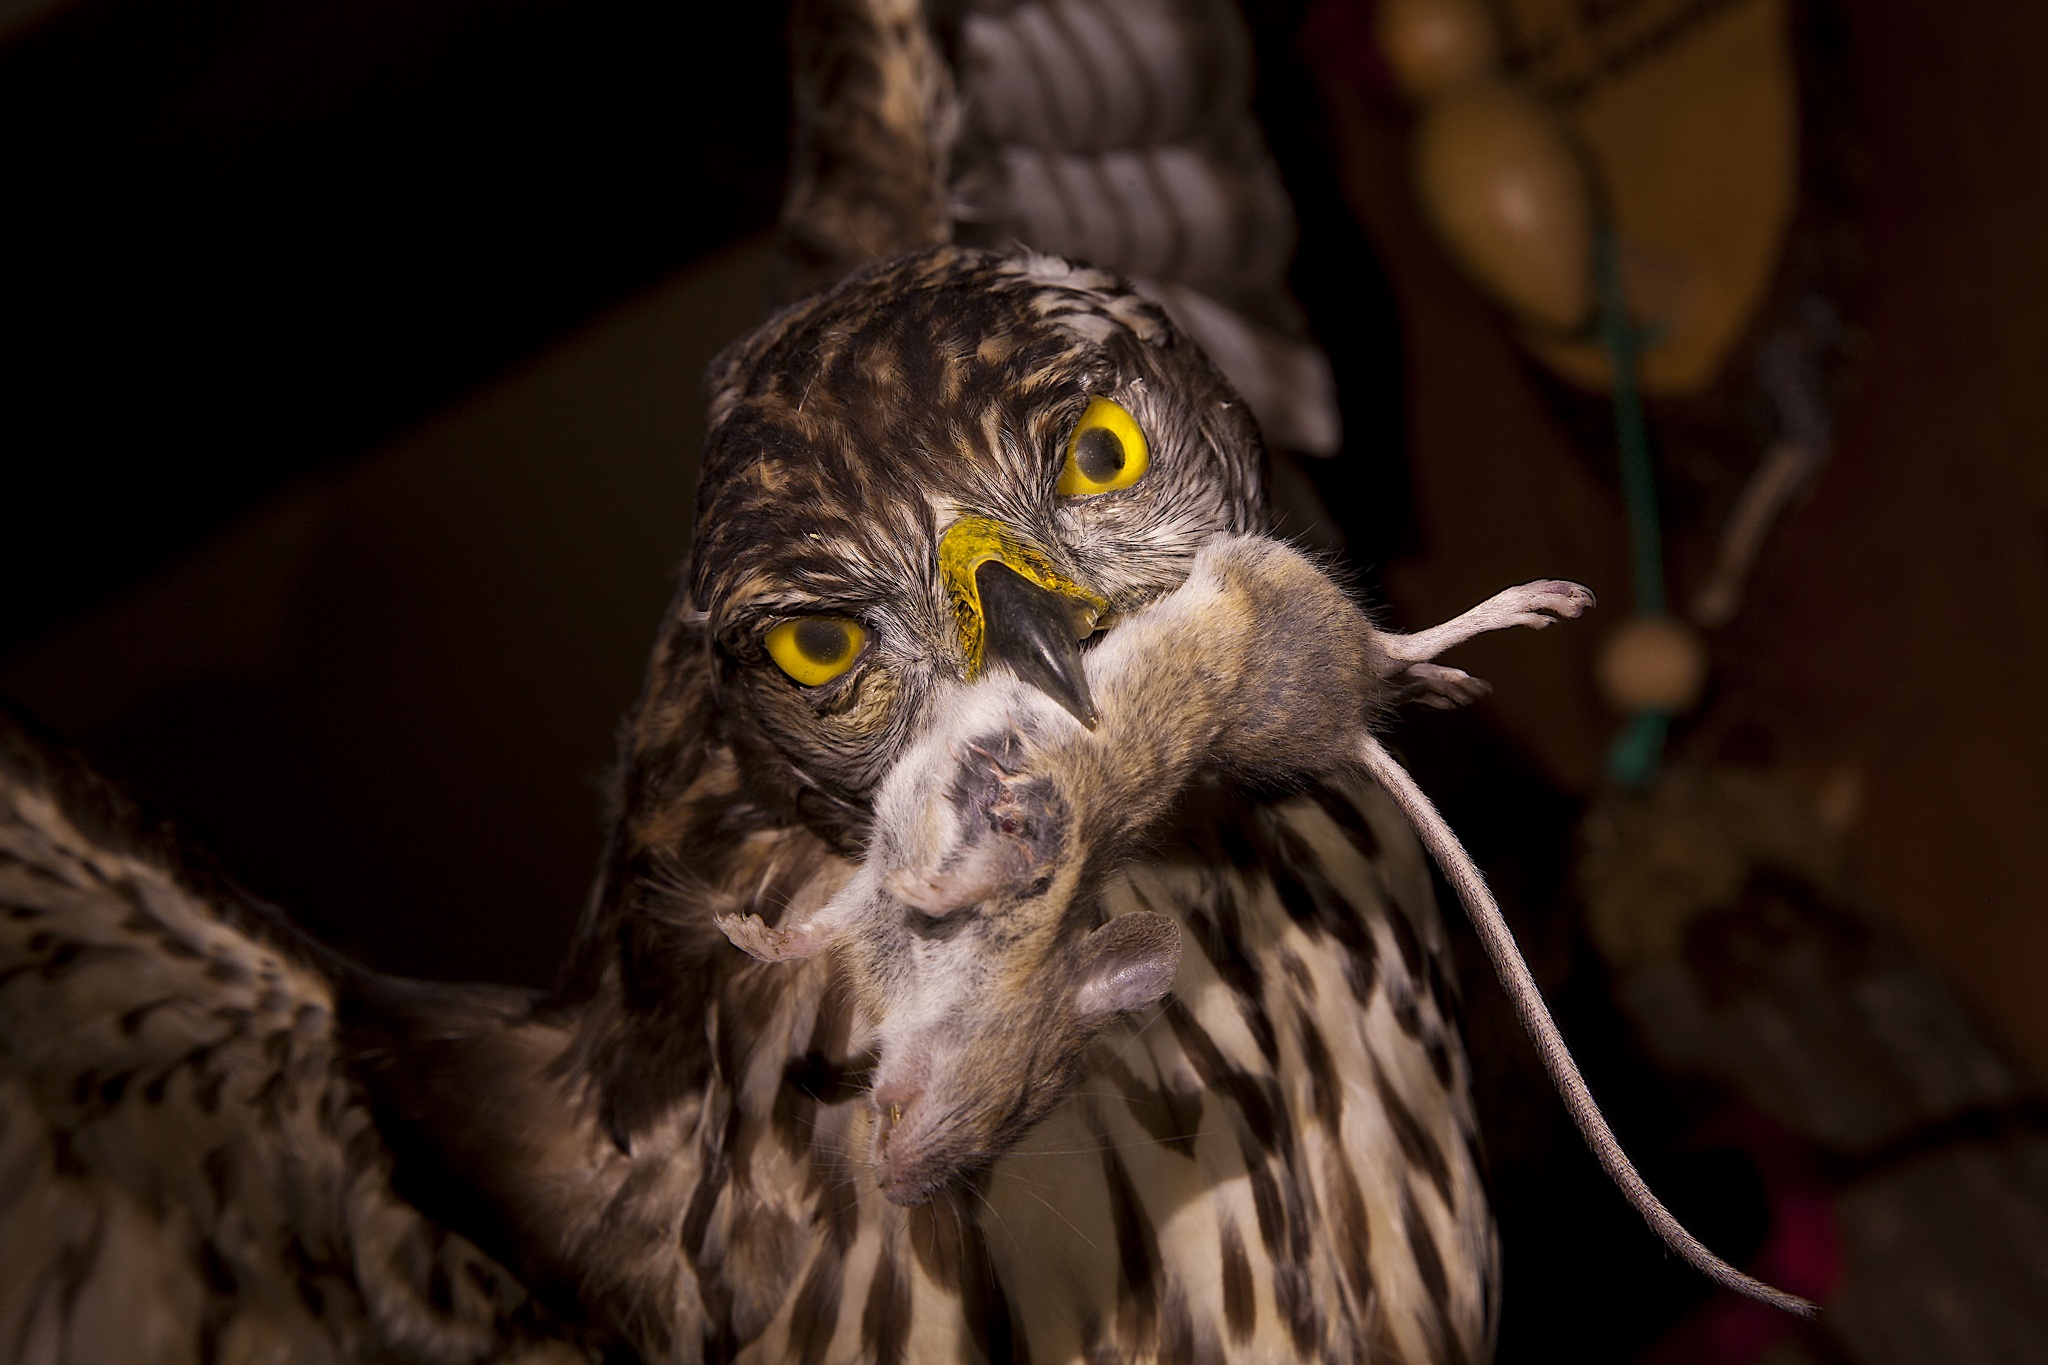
871;1078;936;1204
872;1078;923;1147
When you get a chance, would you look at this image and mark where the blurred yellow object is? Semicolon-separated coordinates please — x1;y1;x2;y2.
1504;0;1796;394
1376;0;1499;99
1414;84;1596;333
1596;615;1709;713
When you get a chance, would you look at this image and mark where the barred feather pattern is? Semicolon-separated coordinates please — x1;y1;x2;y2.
773;0;962;304
0;1;1497;1357
0;718;577;1365
0;705;1497;1364
531;242;1500;1360
583;750;1499;1363
0;225;1502;1360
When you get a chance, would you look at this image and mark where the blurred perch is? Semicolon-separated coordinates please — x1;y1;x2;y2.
771;0;1340;456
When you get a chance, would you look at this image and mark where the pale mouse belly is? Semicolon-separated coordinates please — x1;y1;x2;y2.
978;777;1500;1365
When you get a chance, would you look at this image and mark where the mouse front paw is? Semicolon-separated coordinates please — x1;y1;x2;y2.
717;911;828;962
889;732;1073;915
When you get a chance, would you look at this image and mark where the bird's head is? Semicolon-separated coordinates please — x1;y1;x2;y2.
690;246;1266;844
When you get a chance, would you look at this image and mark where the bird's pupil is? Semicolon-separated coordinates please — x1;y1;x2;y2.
1074;427;1126;483
794;618;851;664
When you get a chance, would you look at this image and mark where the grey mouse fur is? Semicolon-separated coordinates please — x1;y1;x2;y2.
720;531;1817;1318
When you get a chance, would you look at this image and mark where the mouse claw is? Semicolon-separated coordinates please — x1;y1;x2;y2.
1396;662;1493;710
890;739;1073;916
958;732;1027;777
1511;579;1597;628
888;778;1065;915
717;911;828;962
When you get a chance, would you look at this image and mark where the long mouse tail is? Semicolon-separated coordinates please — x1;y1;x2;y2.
1356;734;1820;1319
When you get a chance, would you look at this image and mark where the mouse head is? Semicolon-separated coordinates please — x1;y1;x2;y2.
852;896;1179;1205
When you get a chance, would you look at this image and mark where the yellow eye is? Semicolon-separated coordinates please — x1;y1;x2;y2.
764;616;867;687
1057;396;1149;496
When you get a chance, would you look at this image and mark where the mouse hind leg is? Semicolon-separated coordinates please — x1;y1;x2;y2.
1382;580;1596;667
1378;580;1596;709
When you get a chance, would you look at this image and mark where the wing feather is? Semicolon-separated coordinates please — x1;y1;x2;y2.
0;710;569;1364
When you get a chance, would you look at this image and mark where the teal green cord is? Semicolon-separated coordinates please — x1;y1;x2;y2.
1597;227;1670;788
1608;709;1669;786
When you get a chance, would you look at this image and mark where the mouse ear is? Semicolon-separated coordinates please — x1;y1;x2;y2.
1074;912;1182;1022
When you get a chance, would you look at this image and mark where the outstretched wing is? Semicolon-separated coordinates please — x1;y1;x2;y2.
0;708;554;1365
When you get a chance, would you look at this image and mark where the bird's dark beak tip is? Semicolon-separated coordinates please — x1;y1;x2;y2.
1052;692;1099;730
975;561;1101;729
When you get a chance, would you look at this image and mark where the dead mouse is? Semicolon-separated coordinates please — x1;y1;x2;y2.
720;531;1816;1319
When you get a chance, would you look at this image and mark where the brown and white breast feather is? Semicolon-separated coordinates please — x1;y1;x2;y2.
676;778;1497;1364
978;780;1498;1364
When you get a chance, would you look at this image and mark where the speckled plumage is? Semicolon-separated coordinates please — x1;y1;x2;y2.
539;245;1502;1360
0;0;1523;1355
0;241;1505;1362
0;711;580;1365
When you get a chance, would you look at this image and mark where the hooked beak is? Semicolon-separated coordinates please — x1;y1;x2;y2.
976;560;1099;728
938;516;1106;729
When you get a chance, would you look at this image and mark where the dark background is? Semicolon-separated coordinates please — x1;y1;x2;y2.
1;0;788;649
2;0;791;985
5;1;2046;1359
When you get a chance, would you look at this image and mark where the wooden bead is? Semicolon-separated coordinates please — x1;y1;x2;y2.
1413;85;1596;332
1597;615;1709;713
1376;0;1500;99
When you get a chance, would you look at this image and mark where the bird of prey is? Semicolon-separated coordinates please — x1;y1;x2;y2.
0;242;1508;1363
0;2;1801;1362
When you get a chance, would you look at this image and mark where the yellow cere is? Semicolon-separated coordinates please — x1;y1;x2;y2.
936;516;1107;676
1057;396;1149;496
765;616;867;687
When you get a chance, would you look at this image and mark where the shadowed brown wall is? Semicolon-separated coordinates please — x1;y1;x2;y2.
0;238;770;986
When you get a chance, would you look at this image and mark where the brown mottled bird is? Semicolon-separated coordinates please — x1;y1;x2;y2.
0;1;1794;1361
0;244;1508;1362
